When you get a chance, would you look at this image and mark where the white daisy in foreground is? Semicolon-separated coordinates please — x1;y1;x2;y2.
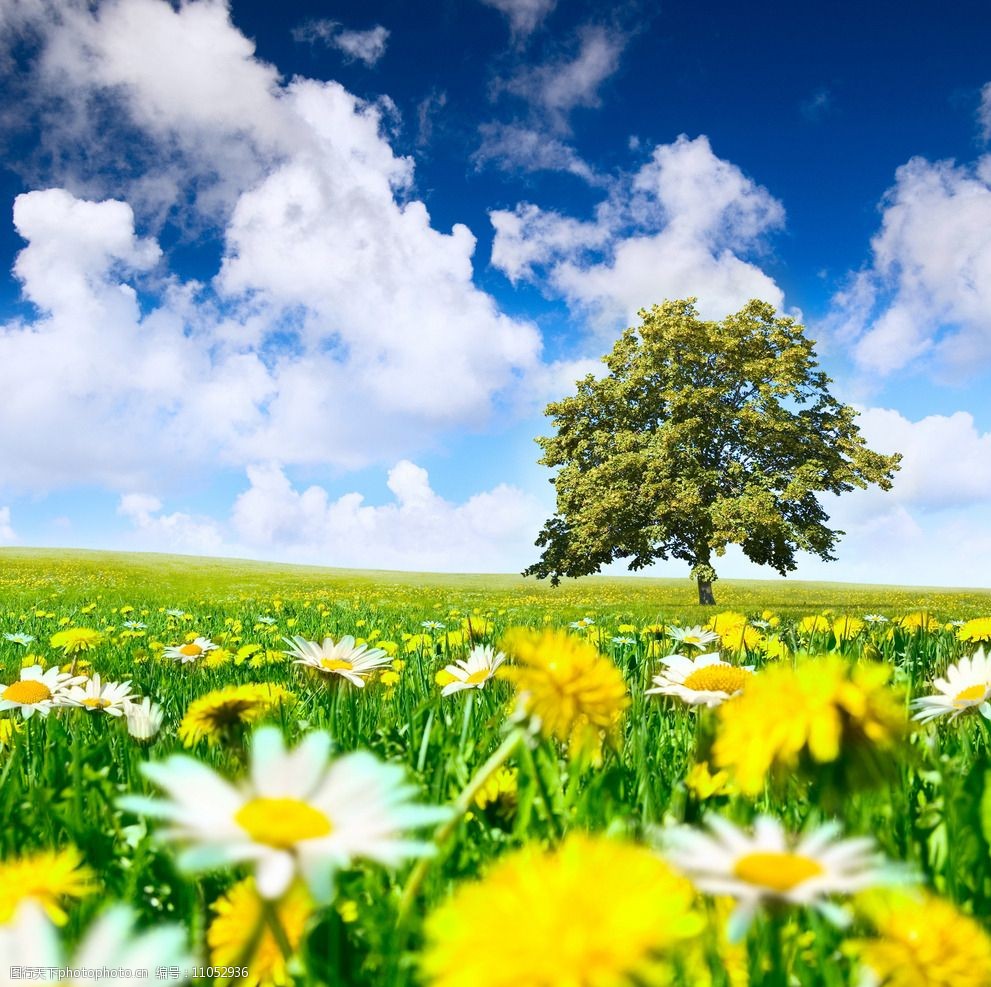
123;697;165;741
0;902;192;985
120;725;449;901
663;815;905;941
646;652;753;707
440;645;506;696
65;674;136;717
667;624;720;649
0;665;83;719
911;648;991;724
163;637;218;664
3;632;34;646
285;635;392;688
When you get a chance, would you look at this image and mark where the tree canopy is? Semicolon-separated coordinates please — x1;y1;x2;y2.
523;298;902;604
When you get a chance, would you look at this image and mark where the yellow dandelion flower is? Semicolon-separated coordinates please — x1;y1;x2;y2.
421;834;703;987
714;656;905;796
178;684;295;748
760;636;790;660
499;628;629;761
208;878;313;987
797;615;831;636
473;766;518;811
852;890;991;987
684;761;733;800
833;616;865;641
899;611;940;633
720;623;761;652
0;717;23;749
707;612;747;636
958;617;991;644
49;627;103;655
337;899;358;923
0;846;96;924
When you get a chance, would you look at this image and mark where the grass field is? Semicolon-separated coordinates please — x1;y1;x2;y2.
3;548;991;986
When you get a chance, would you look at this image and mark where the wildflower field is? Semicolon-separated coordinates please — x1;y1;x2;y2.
5;548;991;987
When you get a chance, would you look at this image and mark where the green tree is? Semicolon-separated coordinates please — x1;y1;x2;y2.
523;298;901;605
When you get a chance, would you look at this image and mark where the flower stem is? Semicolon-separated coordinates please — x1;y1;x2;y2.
396;727;524;926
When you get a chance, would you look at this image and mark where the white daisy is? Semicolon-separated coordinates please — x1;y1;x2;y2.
256;616;277;625
666;624;720;649
164;609;186;618
122;620;147;630
65;674;136;717
863;614;890;623
3;632;34;646
663;815;905;941
123;697;165;741
0;901;193;985
120;725;449;902
163;637;218;664
611;636;636;646
285;635;391;688
645;652;754;707
440;645;506;696
0;665;83;719
421;621;446;631
911;648;991;723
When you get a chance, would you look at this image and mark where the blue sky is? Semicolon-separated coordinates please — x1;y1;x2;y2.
1;0;991;585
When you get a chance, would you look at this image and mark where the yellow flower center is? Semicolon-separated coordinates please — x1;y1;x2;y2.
82;697;111;709
3;680;52;705
733;851;824;892
465;668;491;685
954;683;990;707
320;658;353;672
682;665;751;694
179;644;203;657
235;797;333;848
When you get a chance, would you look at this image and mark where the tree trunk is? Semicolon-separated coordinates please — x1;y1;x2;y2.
696;578;716;606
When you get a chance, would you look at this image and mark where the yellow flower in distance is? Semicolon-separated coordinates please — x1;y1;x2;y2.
833;616;865;641
499;628;629;761
421;834;703;987
852;890;991;987
684;761;733;801
0;846;96;924
958;617;991;644
714;656;905;796
179;684;294;747
899;611;940;633
49;627;103;655
209;878;313;987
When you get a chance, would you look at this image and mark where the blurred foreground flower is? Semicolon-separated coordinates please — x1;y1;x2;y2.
0;902;193;985
713;656;905;796
663;815;906;941
120;725;449;901
0;846;95;924
851;889;991;987
421;834;703;987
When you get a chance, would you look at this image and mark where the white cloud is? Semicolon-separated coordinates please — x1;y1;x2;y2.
117;492;225;553
0;0;548;493
474;122;599;182
496;25;626;133
479;0;556;40
230;461;546;571
293;19;390;67
980;82;991;142
0;507;16;544
826;151;991;378
490;134;787;327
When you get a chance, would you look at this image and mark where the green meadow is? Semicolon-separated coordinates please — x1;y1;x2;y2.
3;547;991;986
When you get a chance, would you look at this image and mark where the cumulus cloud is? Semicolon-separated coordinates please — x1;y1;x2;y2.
229;461;547;571
0;0;547;493
293;19;390;67
479;0;556;40
826;147;991;378
490;134;787;327
118;493;224;553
